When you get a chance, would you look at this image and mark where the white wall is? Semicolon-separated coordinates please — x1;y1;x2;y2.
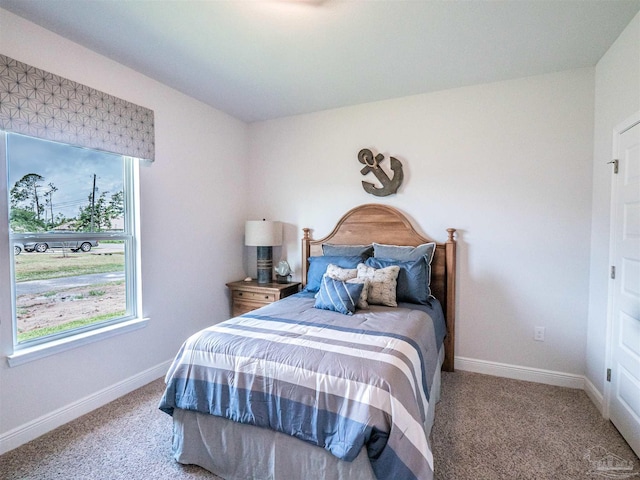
587;12;640;398
248;68;595;377
1;5;627;453
0;9;249;450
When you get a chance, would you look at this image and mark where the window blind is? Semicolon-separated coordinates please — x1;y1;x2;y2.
0;54;155;161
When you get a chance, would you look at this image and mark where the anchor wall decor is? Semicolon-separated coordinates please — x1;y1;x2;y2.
358;148;404;197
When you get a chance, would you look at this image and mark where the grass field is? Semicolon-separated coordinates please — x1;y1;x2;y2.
14;251;125;282
13;248;127;341
18;309;127;342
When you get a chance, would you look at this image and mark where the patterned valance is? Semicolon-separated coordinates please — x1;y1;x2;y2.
0;54;155;161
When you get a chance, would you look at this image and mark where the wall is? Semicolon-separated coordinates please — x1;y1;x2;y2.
0;5;619;453
248;68;595;379
586;12;640;402
0;9;249;451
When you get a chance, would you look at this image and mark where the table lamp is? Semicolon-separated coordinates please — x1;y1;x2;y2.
245;220;283;284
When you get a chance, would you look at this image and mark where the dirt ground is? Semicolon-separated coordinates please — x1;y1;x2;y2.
16;282;125;334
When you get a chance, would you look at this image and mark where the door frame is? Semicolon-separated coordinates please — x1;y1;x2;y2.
603;110;640;418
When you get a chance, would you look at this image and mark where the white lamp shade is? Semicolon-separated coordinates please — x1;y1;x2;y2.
245;220;283;246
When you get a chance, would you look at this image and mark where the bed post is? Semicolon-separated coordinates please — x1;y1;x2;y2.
443;228;457;372
301;228;311;287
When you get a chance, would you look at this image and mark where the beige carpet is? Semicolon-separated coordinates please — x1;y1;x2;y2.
1;371;638;479
432;372;639;479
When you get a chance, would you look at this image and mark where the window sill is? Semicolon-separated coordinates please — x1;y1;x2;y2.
6;317;149;367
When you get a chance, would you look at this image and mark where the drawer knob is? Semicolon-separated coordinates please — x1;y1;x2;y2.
238;292;243;296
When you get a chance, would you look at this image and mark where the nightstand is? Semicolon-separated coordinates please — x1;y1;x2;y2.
226;280;301;317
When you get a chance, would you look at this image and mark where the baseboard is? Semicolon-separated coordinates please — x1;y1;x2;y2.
583;376;605;415
454;356;585;389
0;360;172;455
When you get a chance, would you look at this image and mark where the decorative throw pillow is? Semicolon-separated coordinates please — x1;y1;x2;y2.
304;255;364;293
373;242;436;298
314;276;364;315
325;264;358;282
322;244;374;259
346;277;370;309
365;256;429;305
356;263;400;307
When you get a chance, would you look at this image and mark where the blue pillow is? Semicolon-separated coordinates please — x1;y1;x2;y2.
314;276;364;315
365;256;429;305
304;255;364;293
373;242;435;262
322;244;374;258
373;242;436;300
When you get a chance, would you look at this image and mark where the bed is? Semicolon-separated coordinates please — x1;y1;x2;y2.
159;204;456;480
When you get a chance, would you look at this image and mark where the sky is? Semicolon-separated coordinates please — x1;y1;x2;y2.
7;133;124;220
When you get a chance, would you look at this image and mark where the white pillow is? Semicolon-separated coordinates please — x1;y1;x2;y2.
325;264;357;282
356;263;400;307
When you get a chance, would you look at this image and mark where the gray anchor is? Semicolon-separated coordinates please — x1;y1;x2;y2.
358;148;404;197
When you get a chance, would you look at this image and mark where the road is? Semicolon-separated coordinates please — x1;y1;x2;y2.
16;271;125;295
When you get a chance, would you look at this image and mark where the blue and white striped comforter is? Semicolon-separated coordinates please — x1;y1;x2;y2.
160;293;445;480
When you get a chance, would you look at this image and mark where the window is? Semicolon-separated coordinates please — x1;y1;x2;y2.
5;132;140;350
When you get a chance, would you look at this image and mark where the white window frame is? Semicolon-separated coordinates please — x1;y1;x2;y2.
1;132;146;367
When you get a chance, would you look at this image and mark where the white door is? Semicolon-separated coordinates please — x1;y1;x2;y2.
608;117;640;458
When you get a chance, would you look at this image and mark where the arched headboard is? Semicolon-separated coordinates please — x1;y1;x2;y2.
301;204;456;372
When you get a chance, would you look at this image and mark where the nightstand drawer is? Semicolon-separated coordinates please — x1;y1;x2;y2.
226;280;301;318
233;290;276;303
233;300;266;317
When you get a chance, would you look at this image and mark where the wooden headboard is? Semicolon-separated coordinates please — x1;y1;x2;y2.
301;204;456;372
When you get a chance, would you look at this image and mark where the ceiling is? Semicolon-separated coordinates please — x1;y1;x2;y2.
2;0;639;123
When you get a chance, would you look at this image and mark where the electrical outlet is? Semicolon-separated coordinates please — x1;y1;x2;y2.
534;327;545;342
